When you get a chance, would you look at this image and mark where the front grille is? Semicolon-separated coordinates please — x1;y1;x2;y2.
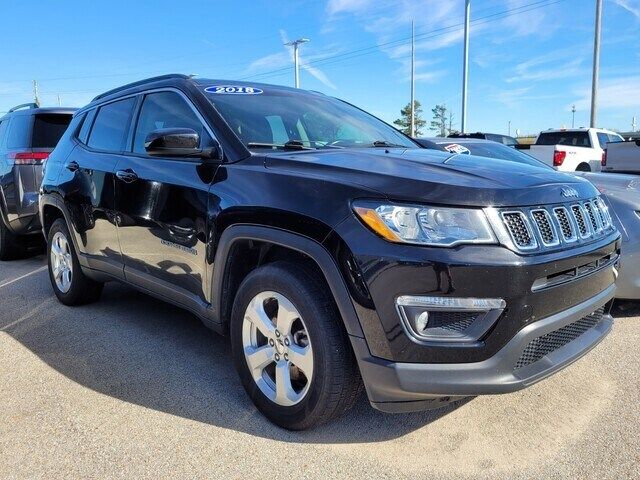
502;212;535;248
497;197;615;253
514;307;604;370
426;311;479;333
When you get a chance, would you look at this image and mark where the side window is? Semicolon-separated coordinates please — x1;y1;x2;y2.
77;109;96;145
6;115;32;148
87;97;136;152
608;134;623;143
596;132;609;149
133;91;211;154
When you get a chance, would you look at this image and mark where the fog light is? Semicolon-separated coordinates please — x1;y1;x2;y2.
415;311;429;332
395;295;506;345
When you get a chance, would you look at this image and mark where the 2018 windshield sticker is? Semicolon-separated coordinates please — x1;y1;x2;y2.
205;85;263;95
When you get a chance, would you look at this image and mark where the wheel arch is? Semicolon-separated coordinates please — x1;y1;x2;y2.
209;224;365;340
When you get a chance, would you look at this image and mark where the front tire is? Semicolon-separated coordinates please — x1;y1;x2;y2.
47;218;103;305
230;261;361;430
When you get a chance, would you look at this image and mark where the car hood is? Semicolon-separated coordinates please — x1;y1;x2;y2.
263;148;598;207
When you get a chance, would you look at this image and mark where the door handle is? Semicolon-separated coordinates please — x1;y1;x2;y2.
65;161;80;172
116;169;138;183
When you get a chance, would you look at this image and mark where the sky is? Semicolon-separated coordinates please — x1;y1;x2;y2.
0;0;638;136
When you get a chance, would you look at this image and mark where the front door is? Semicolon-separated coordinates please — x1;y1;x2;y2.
114;90;217;307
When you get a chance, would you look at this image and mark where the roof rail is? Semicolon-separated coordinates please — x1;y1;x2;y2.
8;103;39;113
92;74;191;102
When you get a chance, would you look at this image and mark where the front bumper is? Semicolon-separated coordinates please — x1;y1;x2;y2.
353;283;614;413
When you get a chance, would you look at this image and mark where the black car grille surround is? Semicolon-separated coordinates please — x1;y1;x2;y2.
497;197;614;253
501;212;535;248
514;307;604;370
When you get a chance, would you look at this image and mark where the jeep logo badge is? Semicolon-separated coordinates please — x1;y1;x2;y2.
561;187;579;198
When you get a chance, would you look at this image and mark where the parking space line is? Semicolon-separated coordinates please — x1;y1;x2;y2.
1;297;56;331
0;266;47;289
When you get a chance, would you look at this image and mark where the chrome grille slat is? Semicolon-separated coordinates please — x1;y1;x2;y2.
553;207;577;242
531;209;559;246
501;211;537;249
571;204;590;238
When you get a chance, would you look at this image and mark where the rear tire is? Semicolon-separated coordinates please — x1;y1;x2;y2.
576;163;591;172
47;218;103;305
230;261;362;430
0;217;23;261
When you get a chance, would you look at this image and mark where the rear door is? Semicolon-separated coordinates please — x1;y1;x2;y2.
114;89;217;308
58;97;136;277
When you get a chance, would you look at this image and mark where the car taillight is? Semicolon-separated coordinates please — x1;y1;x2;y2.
8;151;49;165
601;149;607;166
553;150;566;167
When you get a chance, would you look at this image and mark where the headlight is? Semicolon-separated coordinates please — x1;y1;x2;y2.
353;201;497;247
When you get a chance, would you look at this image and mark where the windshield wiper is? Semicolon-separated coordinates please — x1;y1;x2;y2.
371;140;405;148
247;140;313;151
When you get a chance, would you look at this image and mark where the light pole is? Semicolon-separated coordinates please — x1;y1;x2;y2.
284;38;310;88
461;0;470;133
410;21;415;137
571;104;576;128
590;0;602;128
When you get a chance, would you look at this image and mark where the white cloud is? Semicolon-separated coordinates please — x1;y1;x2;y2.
244;30;338;90
573;76;640;110
612;0;640;18
506;44;591;83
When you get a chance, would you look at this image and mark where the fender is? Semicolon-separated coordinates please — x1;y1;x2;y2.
209;224;365;339
38;192;92;270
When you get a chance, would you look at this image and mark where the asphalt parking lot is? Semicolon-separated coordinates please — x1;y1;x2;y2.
1;255;638;480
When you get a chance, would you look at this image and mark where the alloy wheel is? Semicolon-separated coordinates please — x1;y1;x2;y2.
50;231;73;293
242;291;313;406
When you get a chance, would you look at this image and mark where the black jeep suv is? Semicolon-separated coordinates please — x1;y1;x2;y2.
0;103;74;259
40;75;620;430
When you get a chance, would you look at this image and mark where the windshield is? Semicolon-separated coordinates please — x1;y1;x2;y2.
202;86;417;150
445;142;552;169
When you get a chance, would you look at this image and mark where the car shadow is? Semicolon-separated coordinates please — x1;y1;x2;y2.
5;281;470;443
611;299;640;318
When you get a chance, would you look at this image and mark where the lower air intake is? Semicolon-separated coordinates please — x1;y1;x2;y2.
514;307;604;370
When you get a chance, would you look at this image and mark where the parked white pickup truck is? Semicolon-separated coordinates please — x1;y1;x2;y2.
602;139;640;173
524;128;624;172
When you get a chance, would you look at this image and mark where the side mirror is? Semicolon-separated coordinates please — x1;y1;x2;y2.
145;128;222;161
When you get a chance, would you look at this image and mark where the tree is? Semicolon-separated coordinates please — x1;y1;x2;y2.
430;104;448;137
393;100;426;136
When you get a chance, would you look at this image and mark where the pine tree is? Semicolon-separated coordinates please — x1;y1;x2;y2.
393;100;426;136
430;104;448;137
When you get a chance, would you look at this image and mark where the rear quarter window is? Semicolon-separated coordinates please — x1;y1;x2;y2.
6;115;32;148
32;114;73;148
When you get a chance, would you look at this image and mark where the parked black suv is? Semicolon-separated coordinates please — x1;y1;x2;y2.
40;75;619;430
0;103;75;259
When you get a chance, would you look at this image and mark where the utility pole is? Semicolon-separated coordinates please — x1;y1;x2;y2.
590;0;602;128
284;38;310;88
33;80;40;107
508;120;511;137
57;94;61;107
571;104;576;128
461;0;470;133
410;21;416;137
632;116;637;132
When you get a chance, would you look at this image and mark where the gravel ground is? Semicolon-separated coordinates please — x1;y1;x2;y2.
0;255;638;479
